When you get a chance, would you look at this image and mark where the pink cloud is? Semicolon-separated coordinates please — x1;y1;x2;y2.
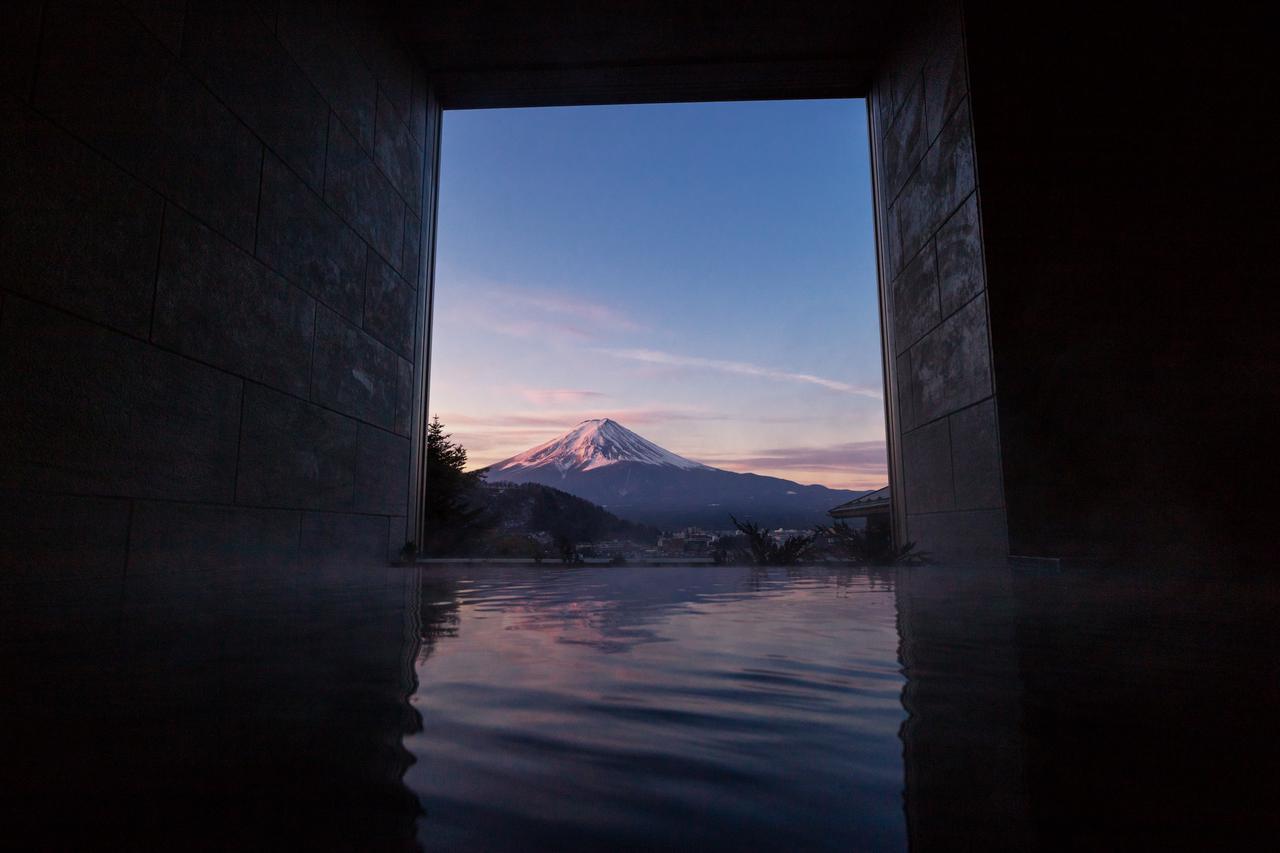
695;441;888;474
500;289;644;333
516;388;609;405
434;407;727;468
438;407;724;431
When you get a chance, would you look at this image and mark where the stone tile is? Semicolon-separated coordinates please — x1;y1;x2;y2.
926;98;977;225
154;68;264;251
0;298;242;502
374;89;421;211
886;23;930;120
324;115;405;267
34;2;166;167
0;491;131;584
254;1;279;34
183;0;328;190
924;0;969;144
120;0;186;54
253;1;276;32
127;501;300;576
387;516;409;562
374;54;414;134
1;2;42;97
950;399;1004;510
905;508;1008;562
300;512;389;570
936;193;985;317
354;424;409;516
882;73;926;200
0;574;125;667
363;253;415;359
896;167;937;267
153;208;315;397
884;197;904;278
35;2;263;251
909;293;993;423
278;0;377;153
872;70;895;140
895;351;916;433
0;98;163;337
394;357;414;437
896;99;976;262
409;67;429;144
402;210;422;286
311;306;398;430
347;7;412;124
903;418;955;515
256;152;365;322
236;383;357;510
892;241;941;353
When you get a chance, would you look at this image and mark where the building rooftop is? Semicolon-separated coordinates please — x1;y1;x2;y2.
828;486;890;519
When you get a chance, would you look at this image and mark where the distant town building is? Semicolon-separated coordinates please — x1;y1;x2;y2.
658;527;714;555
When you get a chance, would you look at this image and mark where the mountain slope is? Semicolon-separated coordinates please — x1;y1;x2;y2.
477;482;660;544
491;418;708;474
483;419;865;529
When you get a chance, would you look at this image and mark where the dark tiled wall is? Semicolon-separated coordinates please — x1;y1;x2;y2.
869;1;1007;560
961;6;1277;567
1;0;433;582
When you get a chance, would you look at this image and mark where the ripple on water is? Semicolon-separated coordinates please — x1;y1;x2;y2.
405;564;908;852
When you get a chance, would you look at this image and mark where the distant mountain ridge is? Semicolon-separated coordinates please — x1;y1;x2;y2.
478;481;659;544
483;419;865;529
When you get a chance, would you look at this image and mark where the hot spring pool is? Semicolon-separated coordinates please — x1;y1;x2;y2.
404;564;907;851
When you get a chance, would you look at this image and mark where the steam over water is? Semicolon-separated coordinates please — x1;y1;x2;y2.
406;565;907;851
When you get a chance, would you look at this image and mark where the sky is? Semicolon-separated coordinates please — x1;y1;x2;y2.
429;99;887;490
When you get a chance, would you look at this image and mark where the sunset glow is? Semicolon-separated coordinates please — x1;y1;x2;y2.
430;101;886;491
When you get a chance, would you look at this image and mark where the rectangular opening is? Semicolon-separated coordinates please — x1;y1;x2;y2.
416;98;890;561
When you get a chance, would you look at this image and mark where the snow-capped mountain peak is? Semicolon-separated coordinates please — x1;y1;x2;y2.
490;418;709;474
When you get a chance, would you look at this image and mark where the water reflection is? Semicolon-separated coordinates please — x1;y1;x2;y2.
6;557;1275;850
408;565;906;852
2;558;422;849
895;565;1280;851
412;564;1280;852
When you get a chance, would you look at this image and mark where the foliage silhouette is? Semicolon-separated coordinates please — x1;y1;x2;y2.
730;515;815;565
813;520;929;566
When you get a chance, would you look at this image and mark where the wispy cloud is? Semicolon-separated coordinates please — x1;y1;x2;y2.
435;406;727;468
440;407;725;431
597;348;882;399
444;279;645;342
516;388;609;406
697;441;888;474
470;316;594;342
499;288;643;333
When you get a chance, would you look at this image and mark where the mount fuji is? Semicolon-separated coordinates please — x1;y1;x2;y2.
483;419;866;529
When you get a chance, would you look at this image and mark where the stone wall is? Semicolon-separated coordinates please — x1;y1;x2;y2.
963;4;1277;567
868;1;1008;561
1;0;435;580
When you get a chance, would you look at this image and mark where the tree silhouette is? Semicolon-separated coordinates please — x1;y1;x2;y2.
422;415;491;555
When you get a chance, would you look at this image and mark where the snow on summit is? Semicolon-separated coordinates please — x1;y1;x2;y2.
482;418;863;528
490;419;709;474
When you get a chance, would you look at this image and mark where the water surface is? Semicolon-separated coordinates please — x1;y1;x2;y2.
405;564;907;851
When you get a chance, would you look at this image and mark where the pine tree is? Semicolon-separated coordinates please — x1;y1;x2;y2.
422;416;490;555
